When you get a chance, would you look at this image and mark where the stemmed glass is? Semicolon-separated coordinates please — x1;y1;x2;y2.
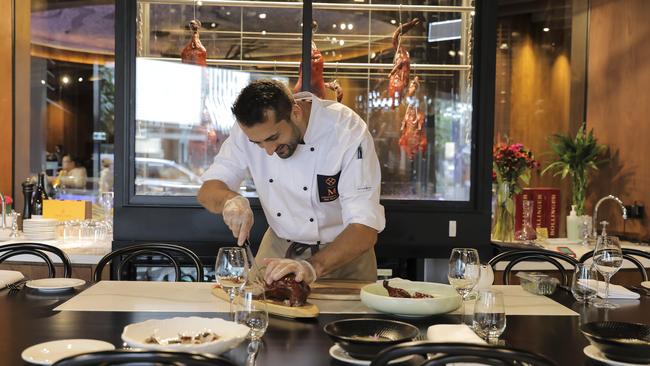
593;235;623;309
448;248;481;324
98;191;114;227
473;289;506;343
235;280;268;366
215;247;249;317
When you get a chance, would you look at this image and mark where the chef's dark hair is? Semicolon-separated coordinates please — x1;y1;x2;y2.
232;79;294;127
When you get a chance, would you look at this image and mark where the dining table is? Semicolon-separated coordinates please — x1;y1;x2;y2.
2;280;649;366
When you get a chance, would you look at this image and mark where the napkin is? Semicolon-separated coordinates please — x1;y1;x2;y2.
0;270;24;289
427;324;486;344
579;279;640;299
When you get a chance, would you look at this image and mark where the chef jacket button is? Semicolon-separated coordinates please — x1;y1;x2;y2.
286;239;291;242
317;241;321;245
310;147;315;152
269;178;274;183
309;218;314;222
277;212;281;217
302;186;308;191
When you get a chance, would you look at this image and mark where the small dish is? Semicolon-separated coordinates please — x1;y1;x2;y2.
329;344;414;365
581;321;650;364
121;316;249;355
360;281;461;317
583;345;648;366
26;278;86;292
21;339;115;365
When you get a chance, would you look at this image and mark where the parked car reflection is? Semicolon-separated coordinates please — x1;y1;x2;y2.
135;157;203;196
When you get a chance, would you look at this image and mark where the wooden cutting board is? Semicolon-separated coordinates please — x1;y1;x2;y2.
211;287;319;319
308;280;373;301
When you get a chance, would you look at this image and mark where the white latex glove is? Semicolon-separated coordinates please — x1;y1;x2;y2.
222;195;253;246
263;258;317;285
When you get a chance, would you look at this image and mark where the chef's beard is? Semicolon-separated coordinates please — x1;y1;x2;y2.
275;121;302;159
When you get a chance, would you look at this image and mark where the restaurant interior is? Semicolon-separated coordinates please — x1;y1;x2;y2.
0;0;649;365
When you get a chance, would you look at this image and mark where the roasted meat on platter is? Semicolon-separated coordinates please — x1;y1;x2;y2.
383;280;433;298
264;274;311;307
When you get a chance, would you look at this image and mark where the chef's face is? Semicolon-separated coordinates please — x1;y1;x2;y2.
241;107;302;159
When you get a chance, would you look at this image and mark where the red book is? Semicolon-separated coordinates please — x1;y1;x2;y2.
514;188;561;238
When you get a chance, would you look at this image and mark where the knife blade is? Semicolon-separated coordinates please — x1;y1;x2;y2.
243;238;265;283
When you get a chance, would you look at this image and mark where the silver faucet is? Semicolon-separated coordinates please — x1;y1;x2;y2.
0;192;6;230
592;195;627;238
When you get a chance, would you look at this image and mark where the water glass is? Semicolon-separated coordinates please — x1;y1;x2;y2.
448;248;481;323
571;263;598;303
593;235;623;309
473;289;506;342
215;247;249;316
235;282;269;341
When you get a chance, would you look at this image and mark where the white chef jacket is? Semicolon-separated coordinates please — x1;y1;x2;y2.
201;93;385;244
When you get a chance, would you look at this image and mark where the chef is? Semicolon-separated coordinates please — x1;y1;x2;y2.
198;79;385;285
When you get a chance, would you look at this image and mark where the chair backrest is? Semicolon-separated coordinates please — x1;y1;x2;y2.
370;341;557;366
93;243;204;282
488;249;579;285
579;248;649;281
52;349;236;366
0;243;72;278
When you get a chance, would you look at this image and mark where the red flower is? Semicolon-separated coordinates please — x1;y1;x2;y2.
2;195;11;205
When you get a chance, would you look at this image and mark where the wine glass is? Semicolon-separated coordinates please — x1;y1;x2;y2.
98;191;114;226
448;248;481;324
593;235;623;309
235;281;268;366
473;289;506;343
571;263;598;303
215;247;249;316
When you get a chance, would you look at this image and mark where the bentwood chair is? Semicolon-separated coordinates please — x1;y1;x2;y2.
488;249;579;285
0;243;72;278
579;248;650;281
93;243;204;282
370;342;558;366
52;350;236;366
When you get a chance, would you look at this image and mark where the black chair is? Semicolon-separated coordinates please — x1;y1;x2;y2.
370;341;557;366
488;249;579;285
93;243;204;282
52;349;236;366
579;248;650;281
0;243;72;278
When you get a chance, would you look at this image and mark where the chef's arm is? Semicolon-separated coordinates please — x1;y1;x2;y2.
197;180;240;214
307;223;378;278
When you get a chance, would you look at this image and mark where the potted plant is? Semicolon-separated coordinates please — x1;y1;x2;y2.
542;123;608;216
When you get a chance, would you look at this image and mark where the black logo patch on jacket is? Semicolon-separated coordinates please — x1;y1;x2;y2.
317;171;341;202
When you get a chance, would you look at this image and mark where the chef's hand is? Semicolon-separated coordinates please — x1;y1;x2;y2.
222;195;253;246
263;258;317;285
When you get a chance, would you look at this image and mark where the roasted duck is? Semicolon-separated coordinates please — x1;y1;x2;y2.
383;279;433;298
264;274;311;307
388;18;422;106
181;20;207;66
324;79;343;102
399;76;427;160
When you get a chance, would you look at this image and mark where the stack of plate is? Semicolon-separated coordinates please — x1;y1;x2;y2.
22;217;58;240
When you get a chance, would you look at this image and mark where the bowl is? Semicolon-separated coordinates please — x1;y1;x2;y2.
121;316;249;355
580;321;650;363
360;281;462;317
323;318;419;360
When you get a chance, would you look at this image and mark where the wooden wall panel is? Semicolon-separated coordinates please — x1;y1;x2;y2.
0;0;12;198
587;0;650;240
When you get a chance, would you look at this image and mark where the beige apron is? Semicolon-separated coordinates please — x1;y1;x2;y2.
254;228;377;282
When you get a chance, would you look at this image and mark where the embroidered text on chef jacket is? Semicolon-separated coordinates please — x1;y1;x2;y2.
201;93;385;244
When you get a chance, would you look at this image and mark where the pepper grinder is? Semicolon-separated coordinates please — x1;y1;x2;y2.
22;180;34;220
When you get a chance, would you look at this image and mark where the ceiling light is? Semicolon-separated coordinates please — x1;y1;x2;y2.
210;22;216;28
196;1;202;6
340;23;346;30
347;23;353;30
390;19;397;25
259;13;266;19
61;76;70;84
262;30;267;35
40;80;45;85
448;50;456;57
226;11;231;16
543;27;550;32
332;24;337;29
339;39;345;46
470;11;475;16
78;77;83;82
371;52;376;58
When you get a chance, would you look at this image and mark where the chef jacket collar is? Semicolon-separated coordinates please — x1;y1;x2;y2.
293;92;323;146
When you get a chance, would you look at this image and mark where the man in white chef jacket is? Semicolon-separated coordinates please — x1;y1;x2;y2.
198;79;385;284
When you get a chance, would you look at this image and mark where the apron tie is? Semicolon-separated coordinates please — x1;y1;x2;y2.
284;242;320;259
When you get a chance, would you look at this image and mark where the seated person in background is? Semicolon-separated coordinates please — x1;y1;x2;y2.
53;155;88;189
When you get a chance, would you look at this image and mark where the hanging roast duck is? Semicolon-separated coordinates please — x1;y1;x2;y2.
399;76;427;160
181;20;207;66
388;18;422;107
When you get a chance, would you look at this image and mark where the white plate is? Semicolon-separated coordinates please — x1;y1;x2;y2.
361;281;462;317
641;281;650;290
21;339;115;365
121;316;249;355
329;344;413;365
26;278;86;292
583;345;650;366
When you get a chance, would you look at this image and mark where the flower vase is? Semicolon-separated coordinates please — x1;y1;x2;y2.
492;182;515;242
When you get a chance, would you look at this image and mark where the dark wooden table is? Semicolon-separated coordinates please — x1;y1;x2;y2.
2;285;649;365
